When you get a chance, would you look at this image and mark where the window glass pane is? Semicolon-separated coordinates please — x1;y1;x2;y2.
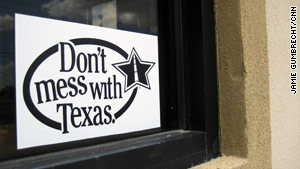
0;0;158;161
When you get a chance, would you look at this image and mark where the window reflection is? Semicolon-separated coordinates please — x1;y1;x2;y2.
117;0;158;34
92;1;117;28
0;14;14;31
0;7;15;133
42;0;88;23
0;0;158;161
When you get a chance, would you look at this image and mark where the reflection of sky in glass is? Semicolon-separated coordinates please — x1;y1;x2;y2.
117;0;158;35
92;1;117;29
41;0;87;23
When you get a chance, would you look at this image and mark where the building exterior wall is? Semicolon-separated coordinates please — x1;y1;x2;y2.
267;0;300;169
195;0;272;168
196;0;300;168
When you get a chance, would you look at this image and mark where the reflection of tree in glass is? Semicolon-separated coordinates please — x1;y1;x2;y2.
0;86;15;128
0;61;15;90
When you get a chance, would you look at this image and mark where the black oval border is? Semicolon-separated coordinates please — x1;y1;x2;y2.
23;38;137;131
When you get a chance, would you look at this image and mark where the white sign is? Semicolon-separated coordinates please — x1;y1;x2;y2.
15;14;160;149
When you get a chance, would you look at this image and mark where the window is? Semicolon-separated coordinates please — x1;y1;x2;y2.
0;0;218;168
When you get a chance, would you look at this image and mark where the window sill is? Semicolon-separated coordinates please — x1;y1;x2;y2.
0;130;208;169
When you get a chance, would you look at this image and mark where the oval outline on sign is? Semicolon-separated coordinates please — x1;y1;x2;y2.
23;38;138;131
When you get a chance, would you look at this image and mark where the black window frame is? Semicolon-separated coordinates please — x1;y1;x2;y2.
0;0;219;168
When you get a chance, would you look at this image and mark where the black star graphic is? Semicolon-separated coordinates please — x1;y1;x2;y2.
113;48;155;92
